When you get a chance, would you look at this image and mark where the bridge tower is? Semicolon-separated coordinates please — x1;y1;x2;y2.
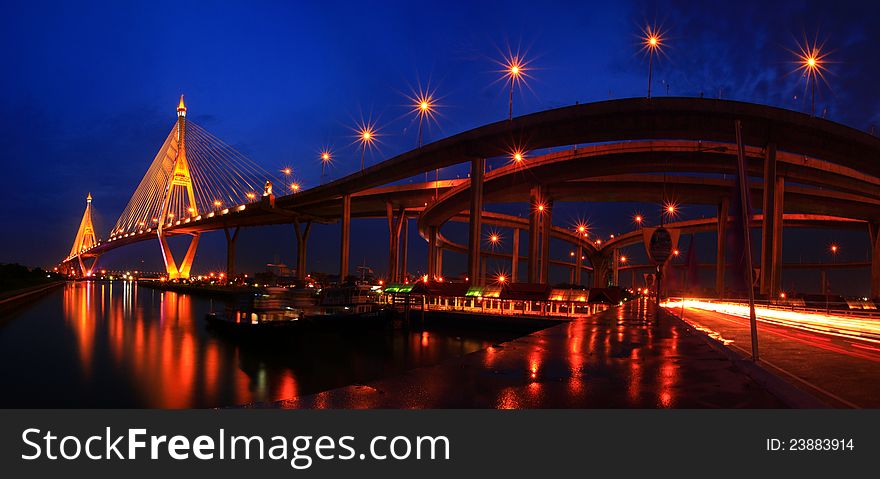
68;193;99;276
157;95;201;279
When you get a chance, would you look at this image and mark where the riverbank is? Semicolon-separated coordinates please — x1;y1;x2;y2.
0;281;65;312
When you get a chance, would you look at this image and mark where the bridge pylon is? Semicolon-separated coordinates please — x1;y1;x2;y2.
157;95;201;279
67;193;100;276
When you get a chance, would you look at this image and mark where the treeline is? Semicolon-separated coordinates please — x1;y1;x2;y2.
0;264;62;293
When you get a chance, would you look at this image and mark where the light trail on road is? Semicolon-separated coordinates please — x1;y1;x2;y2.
662;299;880;344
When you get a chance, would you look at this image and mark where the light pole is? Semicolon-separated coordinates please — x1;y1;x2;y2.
357;125;375;172
794;36;827;117
320;150;331;182
411;90;438;186
828;244;838;312
501;54;526;120
642;26;664;99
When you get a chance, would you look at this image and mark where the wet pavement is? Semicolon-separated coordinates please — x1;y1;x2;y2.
675;306;880;408
265;299;785;408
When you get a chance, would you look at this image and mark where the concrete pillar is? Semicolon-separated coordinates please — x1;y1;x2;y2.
386;203;405;283
436;246;443;279
527;185;543;283
870;222;880;300
760;144;784;298
400;217;408;282
427;225;438;279
512;228;520;283
612;248;620;286
293;220;311;280
575;244;583;285
224;227;240;280
540;199;553;284
339;194;351;282
716;197;729;299
467;157;485;284
770;176;785;295
591;254;609;288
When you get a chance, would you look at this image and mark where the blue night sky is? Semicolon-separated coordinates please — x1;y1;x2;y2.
2;1;879;293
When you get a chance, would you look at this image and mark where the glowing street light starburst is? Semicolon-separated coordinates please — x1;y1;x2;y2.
319;148;332;180
789;34;833;116
485;230;503;250
408;88;440;149
663;201;679;218
639;24;667;98
633;212;644;227
353;119;380;172
497;50;533;120
509;147;528;166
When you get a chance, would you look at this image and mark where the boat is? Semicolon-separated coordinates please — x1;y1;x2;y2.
203;286;397;340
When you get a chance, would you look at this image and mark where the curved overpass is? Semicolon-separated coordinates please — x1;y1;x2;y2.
62;97;880;298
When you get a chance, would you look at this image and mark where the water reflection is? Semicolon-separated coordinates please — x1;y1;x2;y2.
1;281;512;408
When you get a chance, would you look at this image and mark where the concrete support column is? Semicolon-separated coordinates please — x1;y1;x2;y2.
760;143;784;298
591;254;609;288
436;246;443;279
540;199;553;284
612;248;620;286
575;244;583;285
386;203;405;283
339;194;351;282
400;217;409;282
716;197;729;299
427;225;438;279
466;157;485;285
870;222;880;300
293;220;311;280
512;228;520;283
527;185;543;283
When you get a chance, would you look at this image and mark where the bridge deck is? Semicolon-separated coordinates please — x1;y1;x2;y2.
259;301;785;408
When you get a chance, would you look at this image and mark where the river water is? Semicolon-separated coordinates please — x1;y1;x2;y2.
0;281;518;408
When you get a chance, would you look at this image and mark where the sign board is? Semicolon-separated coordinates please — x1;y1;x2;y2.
642;227;681;265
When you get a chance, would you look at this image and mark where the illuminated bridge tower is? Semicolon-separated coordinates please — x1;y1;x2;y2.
157;96;201;279
68;193;99;276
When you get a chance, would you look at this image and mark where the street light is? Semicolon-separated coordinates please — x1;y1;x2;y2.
356;122;378;172
320;149;332;180
486;231;502;250
500;52;529;120
662;201;678;225
641;25;665;98
827;243;839;312
792;35;830;117
410;90;438;149
633;213;643;227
